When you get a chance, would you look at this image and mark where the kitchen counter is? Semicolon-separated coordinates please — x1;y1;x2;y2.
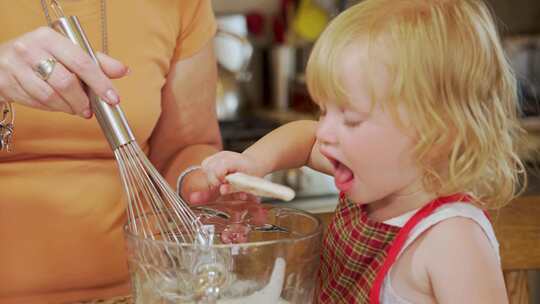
520;117;540;163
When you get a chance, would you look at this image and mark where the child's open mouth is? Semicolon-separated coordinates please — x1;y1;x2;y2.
328;157;354;192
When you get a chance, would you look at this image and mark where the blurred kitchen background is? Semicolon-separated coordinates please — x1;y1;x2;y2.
210;1;540;302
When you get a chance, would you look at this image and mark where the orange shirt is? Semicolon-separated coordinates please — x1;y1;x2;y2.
0;1;216;303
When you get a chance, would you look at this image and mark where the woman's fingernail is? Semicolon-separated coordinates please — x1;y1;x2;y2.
125;67;131;75
105;89;119;104
82;109;92;119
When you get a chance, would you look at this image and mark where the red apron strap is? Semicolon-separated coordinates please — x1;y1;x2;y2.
369;193;472;304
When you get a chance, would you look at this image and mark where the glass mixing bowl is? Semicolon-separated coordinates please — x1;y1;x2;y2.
125;202;322;303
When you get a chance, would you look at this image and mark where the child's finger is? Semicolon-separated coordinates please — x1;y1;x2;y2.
201;162;221;187
189;191;211;205
202;157;232;186
213;159;243;183
205;171;220;188
219;184;233;195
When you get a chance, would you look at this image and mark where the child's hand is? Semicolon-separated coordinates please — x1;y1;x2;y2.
180;168;221;205
200;151;264;196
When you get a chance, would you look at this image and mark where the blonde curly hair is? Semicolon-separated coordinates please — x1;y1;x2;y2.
306;0;526;209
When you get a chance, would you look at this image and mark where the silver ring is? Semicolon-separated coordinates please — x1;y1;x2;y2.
34;58;57;81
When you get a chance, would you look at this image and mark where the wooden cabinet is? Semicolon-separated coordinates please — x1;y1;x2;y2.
491;195;540;304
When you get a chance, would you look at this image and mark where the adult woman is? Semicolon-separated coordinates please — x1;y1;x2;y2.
0;1;221;303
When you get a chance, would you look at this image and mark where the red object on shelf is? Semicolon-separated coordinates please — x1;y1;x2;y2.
246;12;265;36
273;15;286;44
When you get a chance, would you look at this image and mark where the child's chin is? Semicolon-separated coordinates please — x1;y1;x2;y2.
345;186;378;205
343;190;364;204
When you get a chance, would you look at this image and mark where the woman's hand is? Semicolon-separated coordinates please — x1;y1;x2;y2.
0;27;128;118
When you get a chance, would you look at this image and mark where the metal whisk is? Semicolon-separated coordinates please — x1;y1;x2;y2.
47;1;206;245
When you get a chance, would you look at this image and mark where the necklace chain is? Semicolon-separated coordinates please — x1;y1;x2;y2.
40;0;108;54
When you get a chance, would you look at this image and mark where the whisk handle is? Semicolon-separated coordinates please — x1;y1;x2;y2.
51;16;135;150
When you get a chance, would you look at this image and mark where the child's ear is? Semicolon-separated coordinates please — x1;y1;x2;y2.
416;137;454;194
412;126;454;174
418;142;454;193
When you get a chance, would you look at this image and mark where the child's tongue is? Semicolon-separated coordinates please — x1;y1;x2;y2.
334;162;354;191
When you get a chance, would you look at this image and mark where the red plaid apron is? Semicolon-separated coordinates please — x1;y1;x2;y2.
317;193;471;303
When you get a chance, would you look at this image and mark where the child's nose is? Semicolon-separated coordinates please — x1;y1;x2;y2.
316;115;337;145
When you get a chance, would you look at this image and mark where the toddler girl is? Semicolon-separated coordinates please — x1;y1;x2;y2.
197;0;526;302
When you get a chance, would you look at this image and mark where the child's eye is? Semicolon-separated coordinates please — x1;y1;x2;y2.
343;110;364;127
344;119;362;127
